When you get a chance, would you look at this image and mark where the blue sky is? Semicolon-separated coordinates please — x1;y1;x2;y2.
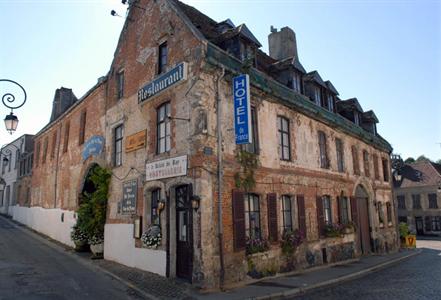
1;0;440;161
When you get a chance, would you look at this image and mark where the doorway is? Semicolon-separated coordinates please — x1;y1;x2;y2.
355;185;372;254
175;185;193;281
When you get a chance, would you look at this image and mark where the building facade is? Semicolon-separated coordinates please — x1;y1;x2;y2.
21;0;397;290
0;134;34;216
394;160;441;235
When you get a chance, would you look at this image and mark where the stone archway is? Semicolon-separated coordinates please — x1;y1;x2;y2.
354;184;372;254
78;163;100;206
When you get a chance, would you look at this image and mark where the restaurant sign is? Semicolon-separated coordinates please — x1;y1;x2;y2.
121;179;137;215
138;62;187;103
145;155;187;181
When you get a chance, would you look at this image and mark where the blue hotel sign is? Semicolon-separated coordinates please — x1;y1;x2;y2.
82;136;105;161
233;74;252;144
138;62;187;103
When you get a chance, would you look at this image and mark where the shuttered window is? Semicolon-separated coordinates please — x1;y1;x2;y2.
245;194;261;239
335;138;344;172
79;109;87;146
428;193;438;209
267;193;278;242
232;190;246;250
277;116;291;161
350;197;358;225
352;146;360;175
297;195;307;238
378;202;384;225
318;131;329;169
397;195;406;209
338;196;349;224
363;150;370;177
281;195;292;232
382;158;390;182
316;196;325;236
373;154;380;180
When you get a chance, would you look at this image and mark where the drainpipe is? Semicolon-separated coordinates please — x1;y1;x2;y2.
216;67;225;289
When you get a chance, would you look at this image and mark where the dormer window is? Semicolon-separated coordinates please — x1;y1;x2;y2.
354;112;360;126
314;88;321;106
327;95;334;112
372;123;377;135
240;42;256;66
293;73;301;93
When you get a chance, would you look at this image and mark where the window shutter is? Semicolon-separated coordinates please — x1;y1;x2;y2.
350;196;358;226
297;195;307;239
267;193;278;243
336;196;341;224
316;196;324;237
232;190;245;251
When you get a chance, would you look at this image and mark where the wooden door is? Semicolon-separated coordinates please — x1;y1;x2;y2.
357;197;371;254
176;185;192;281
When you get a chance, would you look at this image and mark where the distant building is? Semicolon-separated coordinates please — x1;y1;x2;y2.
0;134;34;215
394;160;441;235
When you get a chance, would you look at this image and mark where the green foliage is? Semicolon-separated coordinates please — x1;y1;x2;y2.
416;155;431;162
399;222;410;239
281;229;305;256
75;166;111;242
234;150;258;191
404;157;415;164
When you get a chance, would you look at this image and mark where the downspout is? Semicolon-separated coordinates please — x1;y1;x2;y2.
54;124;62;208
216;67;226;289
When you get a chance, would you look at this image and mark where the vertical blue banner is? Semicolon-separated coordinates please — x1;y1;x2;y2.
233;74;252;144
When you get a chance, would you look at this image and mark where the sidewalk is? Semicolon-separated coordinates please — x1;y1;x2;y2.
7;215;419;300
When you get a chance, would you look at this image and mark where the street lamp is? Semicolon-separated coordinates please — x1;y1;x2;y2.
0;79;27;134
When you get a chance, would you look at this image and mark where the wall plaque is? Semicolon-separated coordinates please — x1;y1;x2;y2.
121;179;137;215
126;130;146;153
145;155;187;181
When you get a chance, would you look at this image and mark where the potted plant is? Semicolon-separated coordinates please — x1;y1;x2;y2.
70;225;88;252
89;232;104;257
141;225;162;249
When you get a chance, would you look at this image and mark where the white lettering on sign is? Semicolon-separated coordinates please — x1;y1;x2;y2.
145;155;187;181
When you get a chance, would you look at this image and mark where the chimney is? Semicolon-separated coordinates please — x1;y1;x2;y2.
268;26;298;61
50;87;78;122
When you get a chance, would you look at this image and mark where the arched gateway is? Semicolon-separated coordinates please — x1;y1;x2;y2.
354;185;372;254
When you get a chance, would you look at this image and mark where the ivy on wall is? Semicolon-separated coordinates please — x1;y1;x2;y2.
234;150;258;191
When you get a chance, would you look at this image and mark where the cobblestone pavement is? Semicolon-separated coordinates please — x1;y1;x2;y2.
0;215;142;300
291;239;441;300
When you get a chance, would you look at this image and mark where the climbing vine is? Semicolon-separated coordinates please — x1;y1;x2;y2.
234;150;258;191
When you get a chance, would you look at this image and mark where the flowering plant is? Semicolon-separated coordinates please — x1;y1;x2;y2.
324;223;345;237
141;225;162;249
281;229;305;255
88;233;104;245
246;237;270;255
71;225;88;243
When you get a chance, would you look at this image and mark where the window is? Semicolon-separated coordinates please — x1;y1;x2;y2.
363;150;370;177
14;149;19;169
352;146;360;175
338;196;349;224
382;158;389;182
243;107;259;154
354;112;360;126
318;131;328;169
79;110;87;145
386;202;392;224
63;121;70;153
277;116;291;161
281;195;293;232
292;73;301;93
378;202;384;225
412;194;421;209
151;189;160;225
156;102;171;154
313;88;321;106
327;95;334;112
397;195;406;209
335;138;344;172
322;196;332;225
5;185;10;207
373;154;379;180
35;141;41;167
244;194;261;239
158;42;167;74
42;137;48;164
114;125;123;166
51;130;57;159
432;216;441;231
429;193;438;209
117;70;124;99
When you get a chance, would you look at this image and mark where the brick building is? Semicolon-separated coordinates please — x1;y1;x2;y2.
22;0;397;290
394;160;441;235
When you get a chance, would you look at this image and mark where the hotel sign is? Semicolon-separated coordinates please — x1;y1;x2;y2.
138;62;187;103
233;74;252;144
145;155;187;181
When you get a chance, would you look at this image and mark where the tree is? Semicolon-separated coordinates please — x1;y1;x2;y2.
404;157;415;164
436;159;441;164
416;155;431;162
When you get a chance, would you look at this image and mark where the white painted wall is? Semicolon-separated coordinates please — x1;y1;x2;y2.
104;223;166;276
11;205;76;247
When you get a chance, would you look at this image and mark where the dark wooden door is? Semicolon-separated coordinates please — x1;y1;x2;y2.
415;217;424;235
357;197;371;254
176;185;192;281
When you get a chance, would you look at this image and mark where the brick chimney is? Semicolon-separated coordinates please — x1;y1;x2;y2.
50;87;77;122
268;26;298;61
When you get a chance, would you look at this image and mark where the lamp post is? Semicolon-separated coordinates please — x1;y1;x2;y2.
0;79;27;134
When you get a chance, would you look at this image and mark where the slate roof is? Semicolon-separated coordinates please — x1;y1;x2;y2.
303;71;327;88
362;110;379;123
395;161;441;188
337;98;363;113
269;56;306;74
325;80;339;95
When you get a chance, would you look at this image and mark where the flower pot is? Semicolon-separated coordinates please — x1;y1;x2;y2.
74;240;88;252
90;242;104;257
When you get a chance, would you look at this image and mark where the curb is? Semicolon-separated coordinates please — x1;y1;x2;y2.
2;216;159;300
251;249;421;300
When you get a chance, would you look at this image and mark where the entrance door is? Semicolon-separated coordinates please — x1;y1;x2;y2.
357;196;372;254
176;185;193;281
415;217;424;235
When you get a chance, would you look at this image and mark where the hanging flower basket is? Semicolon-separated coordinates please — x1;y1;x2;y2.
141;225;162;249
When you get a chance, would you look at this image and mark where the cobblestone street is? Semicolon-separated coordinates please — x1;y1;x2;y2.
292;239;441;300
